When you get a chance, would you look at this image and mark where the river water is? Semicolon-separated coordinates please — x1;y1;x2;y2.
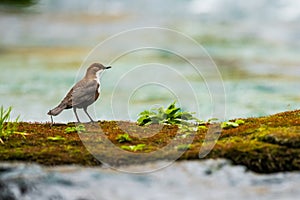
0;1;299;199
0;0;299;122
1;159;300;200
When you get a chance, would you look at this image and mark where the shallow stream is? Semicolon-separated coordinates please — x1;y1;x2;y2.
1;159;300;200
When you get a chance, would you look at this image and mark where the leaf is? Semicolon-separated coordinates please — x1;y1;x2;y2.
15;131;30;139
65;127;77;133
198;125;208;130
221;121;239;129
166;107;180;116
116;133;132;143
167;101;176;110
0;106;23;143
47;136;65;141
121;145;133;151
137;116;151;126
221;119;245;129
121;144;145;152
235;119;245;125
65;125;86;133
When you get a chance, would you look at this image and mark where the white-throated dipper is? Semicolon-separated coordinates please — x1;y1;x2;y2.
47;63;111;123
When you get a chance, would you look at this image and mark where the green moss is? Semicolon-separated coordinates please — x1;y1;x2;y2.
65;124;86;133
255;126;300;148
0;110;299;173
176;144;192;151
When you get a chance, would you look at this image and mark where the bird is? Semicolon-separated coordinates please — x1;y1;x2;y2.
47;63;111;123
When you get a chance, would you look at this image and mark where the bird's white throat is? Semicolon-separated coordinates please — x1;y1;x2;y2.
94;70;102;82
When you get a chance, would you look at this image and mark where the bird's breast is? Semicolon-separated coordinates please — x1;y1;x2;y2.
94;78;100;92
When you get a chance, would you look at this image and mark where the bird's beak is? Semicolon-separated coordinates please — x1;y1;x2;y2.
105;66;112;70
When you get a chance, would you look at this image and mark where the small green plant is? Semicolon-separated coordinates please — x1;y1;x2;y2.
0;106;21;144
178;124;198;133
121;144;145;152
137;101;202;126
198;125;208;130
221;119;245;129
235;119;245;125
47;136;65;141
115;133;132;143
65;124;86;133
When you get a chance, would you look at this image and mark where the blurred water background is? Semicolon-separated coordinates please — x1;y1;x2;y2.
0;0;299;122
1;159;300;200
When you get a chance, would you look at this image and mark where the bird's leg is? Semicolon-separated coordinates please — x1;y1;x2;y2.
73;107;81;123
50;115;53;127
83;107;95;122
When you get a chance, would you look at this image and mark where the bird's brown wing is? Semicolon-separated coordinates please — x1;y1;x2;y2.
70;79;100;108
59;87;74;109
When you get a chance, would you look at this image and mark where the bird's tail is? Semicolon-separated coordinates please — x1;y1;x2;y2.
47;104;66;116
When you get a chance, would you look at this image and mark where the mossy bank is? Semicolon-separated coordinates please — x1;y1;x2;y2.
0;110;299;174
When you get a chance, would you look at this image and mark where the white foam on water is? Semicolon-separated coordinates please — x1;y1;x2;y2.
1;160;300;200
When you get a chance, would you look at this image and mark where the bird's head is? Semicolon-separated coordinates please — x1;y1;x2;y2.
86;63;111;78
88;63;111;73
